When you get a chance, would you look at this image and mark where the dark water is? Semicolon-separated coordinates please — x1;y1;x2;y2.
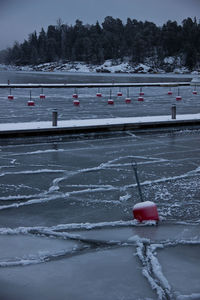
0;70;193;84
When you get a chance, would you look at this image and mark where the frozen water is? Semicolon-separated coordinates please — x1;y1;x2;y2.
0;71;200;299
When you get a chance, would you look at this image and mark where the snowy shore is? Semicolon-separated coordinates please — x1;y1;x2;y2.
0;59;200;75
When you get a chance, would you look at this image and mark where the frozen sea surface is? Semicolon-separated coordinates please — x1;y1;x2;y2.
0;129;200;299
0;71;200;300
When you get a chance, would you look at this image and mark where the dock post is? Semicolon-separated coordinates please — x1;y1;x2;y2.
52;109;58;126
171;104;176;119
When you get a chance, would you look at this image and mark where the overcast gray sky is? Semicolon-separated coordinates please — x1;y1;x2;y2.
0;0;200;50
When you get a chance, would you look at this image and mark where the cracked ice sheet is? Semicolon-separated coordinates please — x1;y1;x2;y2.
157;245;200;299
0;247;156;300
69;223;200;244
0;235;79;265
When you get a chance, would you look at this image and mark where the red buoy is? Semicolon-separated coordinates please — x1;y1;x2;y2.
133;201;159;222
73;99;80;106
96;92;102;97
139;87;144;96
117;92;123;97
40;94;46;99
27;100;35;106
8;95;14;100
73;93;78;99
168;91;173;95
125;97;131;103
176;95;182;101
138;96;144;101
108;99;114;105
192;90;197;95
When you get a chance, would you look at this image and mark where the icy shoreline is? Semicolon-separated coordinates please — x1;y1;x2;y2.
1;59;200;75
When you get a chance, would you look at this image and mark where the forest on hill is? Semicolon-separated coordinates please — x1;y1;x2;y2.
0;16;200;71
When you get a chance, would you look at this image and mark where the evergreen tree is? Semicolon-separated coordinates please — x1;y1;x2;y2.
1;16;200;70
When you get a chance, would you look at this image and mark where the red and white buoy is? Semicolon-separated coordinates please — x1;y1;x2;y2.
125;97;131;104
96;88;102;97
73;99;80;106
8;95;14;100
73;93;78;99
40;88;46;99
27;91;35;106
192;86;197;95
73;89;78;99
28;100;35;106
168;89;173;95
176;87;182;101
139;87;144;96
132;163;159;223
108;89;114;105
117;89;123;97
8;88;14;100
108;98;114;105
125;88;131;103
176;95;182;101
133;201;159;222
138;96;144;101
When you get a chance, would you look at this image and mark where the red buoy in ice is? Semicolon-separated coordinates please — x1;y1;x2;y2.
139;87;144;96
108;99;114;105
138;96;144;101
125;97;131;104
192;90;197;95
40;94;46;99
133;201;159;222
96;92;102;97
176;95;182;101
73;99;80;106
73;93;78;99
27;100;35;106
168;91;172;95
117;91;122;97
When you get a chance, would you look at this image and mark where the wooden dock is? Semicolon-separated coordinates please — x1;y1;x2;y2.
1;114;200;139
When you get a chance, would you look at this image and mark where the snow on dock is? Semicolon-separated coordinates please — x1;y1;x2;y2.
1;114;200;138
0;82;190;89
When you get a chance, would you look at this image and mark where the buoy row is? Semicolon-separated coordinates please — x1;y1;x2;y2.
8;88;46;102
8;88;196;103
8;86;198;106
